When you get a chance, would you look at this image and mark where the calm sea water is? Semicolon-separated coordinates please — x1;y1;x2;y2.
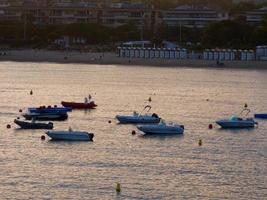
0;62;266;200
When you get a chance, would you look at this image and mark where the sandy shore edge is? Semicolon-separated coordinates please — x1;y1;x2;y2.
0;49;267;69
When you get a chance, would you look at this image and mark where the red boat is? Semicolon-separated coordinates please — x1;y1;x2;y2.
61;101;97;109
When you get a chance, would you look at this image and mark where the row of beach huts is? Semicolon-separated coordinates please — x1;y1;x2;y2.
118;46;267;61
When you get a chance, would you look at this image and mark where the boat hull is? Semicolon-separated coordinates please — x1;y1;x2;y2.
61;101;97;109
46;131;94;141
137;124;184;135
14;119;53;129
254;113;267;119
116;115;160;124
23;113;68;121
216;120;256;128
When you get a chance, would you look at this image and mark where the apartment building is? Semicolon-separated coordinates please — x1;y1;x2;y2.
3;2;225;29
0;0;23;21
246;7;267;25
48;2;100;24
100;3;153;29
160;5;229;28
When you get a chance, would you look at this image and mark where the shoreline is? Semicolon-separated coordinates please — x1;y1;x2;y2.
1;49;267;69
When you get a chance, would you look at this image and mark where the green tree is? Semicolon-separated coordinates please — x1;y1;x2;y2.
202;20;255;49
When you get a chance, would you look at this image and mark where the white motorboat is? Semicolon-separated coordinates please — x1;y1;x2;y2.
46;129;94;141
137;121;184;135
216;108;258;129
116;105;160;124
216;116;257;128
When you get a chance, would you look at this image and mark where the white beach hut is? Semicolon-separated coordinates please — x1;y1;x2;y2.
208;49;214;60
214;50;219;60
130;48;135;58
180;49;187;59
144;48;150;59
170;49;175;59
219;49;225;61
160;48;165;59
155;48;160;58
140;48;145;58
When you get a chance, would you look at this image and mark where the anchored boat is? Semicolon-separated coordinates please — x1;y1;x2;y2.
23;112;68;121
28;106;72;114
14;119;53;129
216;108;258;129
61;101;97;109
116;105;160;124
137;121;184;135
46;130;94;141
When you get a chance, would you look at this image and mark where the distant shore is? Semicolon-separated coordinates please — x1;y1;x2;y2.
0;49;267;69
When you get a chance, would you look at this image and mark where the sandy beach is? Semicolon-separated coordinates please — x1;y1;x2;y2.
0;49;267;69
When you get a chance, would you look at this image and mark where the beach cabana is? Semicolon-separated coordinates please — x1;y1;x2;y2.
145;48;150;59
175;48;180;59
160;48;165;59
170;49;175;59
155;48;160;58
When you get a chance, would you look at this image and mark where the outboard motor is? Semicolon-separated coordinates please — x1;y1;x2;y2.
152;113;159;118
180;125;185;130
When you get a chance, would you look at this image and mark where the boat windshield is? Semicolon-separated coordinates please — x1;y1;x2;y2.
133;111;138;116
230;116;243;121
230;116;238;121
160;119;166;125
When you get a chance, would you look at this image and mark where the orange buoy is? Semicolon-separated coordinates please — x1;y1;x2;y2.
209;124;213;129
6;124;11;129
41;135;46;140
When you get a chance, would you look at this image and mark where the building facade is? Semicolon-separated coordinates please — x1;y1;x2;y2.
160;5;229;28
246;7;267;25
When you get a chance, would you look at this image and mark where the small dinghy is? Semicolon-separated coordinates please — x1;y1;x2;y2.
14;119;53;129
137;121;184;135
61;101;97;109
62;95;97;109
116;105;160;124
46;129;94;141
216;108;258;129
254;113;267;119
